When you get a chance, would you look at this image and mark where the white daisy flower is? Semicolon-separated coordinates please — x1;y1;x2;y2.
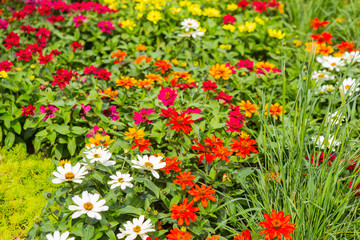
117;215;155;240
316;56;328;64
315;84;334;95
321;56;345;71
180;18;200;31
342;51;360;64
327;111;345;125
179;29;204;38
108;172;134;190
52;163;88;184
313;135;340;150
68;191;109;220
340;78;359;96
131;155;166;179
83;146;115;166
311;70;334;81
46;231;74;240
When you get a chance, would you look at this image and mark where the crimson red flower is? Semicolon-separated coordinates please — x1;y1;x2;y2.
310;18;330;30
161;156;182;174
20;25;36;33
234;230;252;240
188;184;216;207
174;172;195;190
154;60;172;74
94;68;111;80
21;104;36;117
36;28;51;39
214;91;233;105
252;1;267;13
15;49;33;62
51;49;62;56
311;32;333;44
130;138;151;153
349;182;360;198
236;59;254;71
201;80;218;92
146;238;159;240
267;0;280;7
238;0;249;9
26;43;43;55
171;198;199;225
166;112;194;134
305;152;336;166
70;41;83;52
52;69;78;89
223;14;236;25
226;117;243;132
230;136;258;159
3;32;20;49
259;210;295;240
0;60;13;72
160;107;178;118
38;53;54;65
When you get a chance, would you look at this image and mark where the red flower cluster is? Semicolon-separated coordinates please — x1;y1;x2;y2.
83;65;111;80
166;112;194;134
223;14;236;24
227;106;246;132
305;152;336;166
192;135;233;163
52;69;78;89
21;104;36;117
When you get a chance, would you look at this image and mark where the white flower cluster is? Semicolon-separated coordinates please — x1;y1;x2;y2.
179;18;204;38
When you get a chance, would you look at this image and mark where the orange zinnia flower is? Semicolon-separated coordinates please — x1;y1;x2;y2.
111;50;127;63
310;18;330;30
204;135;223;147
212;145;233;163
173;71;191;80
116;76;137;89
259;210;295;240
161;156;182;174
154;60;172;74
174;172;195;190
99;88;118;100
318;42;334;56
86;134;114;147
311;32;333;44
230;137;258;159
166;228;193;240
265;103;286;120
136;44;147;51
130;138;151;153
234;230;252;240
188;184;216;207
171;198;199;225
239;100;258;117
209;64;232;80
145;73;163;83
207;236;220;240
166;112;194;134
265;171;282;182
136;78;155;89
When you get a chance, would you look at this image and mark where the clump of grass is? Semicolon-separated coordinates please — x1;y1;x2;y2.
0;144;54;240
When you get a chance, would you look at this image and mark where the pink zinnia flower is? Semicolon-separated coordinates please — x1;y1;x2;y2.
182;107;202;121
229;106;246;122
223;14;236;25
158;88;178;106
0;19;8;30
74;15;86;27
226;117;243;132
86;125;107;138
97;21;114;33
214;91;233;105
226;63;237;74
160;107;177;118
133;108;155;124
103;106;120;120
73;104;91;119
236;59;254;71
40;105;59;121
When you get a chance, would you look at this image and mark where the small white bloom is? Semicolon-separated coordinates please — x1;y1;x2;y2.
342;51;360;64
108;172;134;190
311;70;334;81
131;155;166;179
316;56;328;64
179;29;204;38
340;78;359;96
181;18;200;31
315;84;334;95
46;231;74;240
83;146;115;166
313;135;340;150
117;215;155;240
321;56;345;71
52;163;88;184
68;191;109;220
327;111;345;125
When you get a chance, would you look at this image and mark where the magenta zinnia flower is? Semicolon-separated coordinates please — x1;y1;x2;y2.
103;106;120;121
236;59;254;71
158;88;178;106
74;15;86;27
229;106;246;122
226;63;237;74
97;21;114;33
226;117;243;132
86;125;107;138
40;105;59;121
133;108;155;124
73;104;91;119
183;107;202;121
160;107;178;118
0;19;8;30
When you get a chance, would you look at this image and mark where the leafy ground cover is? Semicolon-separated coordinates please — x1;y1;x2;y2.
1;0;360;239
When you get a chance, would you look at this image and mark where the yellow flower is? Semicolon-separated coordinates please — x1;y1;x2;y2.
202;7;220;17
29;75;35;81
220;44;231;50
336;18;345;22
0;71;8;78
58;159;71;167
193;61;199;66
181;62;187;67
135;2;146;11
239;100;258;117
170;7;181;15
209;64;232;80
268;29;286;39
222;24;236;32
30;64;36;69
227;3;238;11
171;59;179;65
240;131;250;139
238;24;245;32
121;4;127;9
188;4;202;15
86;134;115;147
255;17;265;25
147;10;162;24
137;13;143;19
125;127;145;140
120;19;136;31
293;40;302;47
179;0;191;7
244;21;256;32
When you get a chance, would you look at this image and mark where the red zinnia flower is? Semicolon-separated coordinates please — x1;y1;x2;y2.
174;172;195;190
188;184;216;207
161;156;182;174
311;32;333;44
259;210;295;240
234;230;252;240
349;182;360;198
191;141;215;163
223;14;236;25
201;80;218;92
171;198;199;225
21;104;36;117
305;152;336;166
15;49;33;62
166;228;193;240
70;41;83;52
337;41;355;52
214;91;233;105
252;1;267;13
238;0;249;9
0;60;13;72
212;145;233;163
131;138;151;153
3;32;20;49
38;53;54;65
154;60;172;74
230;137;258;159
52;69;78;89
166;112;194;134
310;18;330;30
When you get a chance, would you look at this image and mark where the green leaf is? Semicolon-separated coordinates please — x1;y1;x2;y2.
83;225;95;240
143;178;160;198
4;132;15;148
67;137;76;156
169;195;182;207
11;121;22;134
52;124;70;134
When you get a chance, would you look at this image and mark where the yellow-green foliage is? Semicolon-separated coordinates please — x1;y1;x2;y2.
0;145;54;240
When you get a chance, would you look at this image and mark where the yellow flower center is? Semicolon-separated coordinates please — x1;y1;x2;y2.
345;85;351;89
93;154;100;158
145;162;153;168
133;225;141;233
331;62;336;66
83;202;93;210
118;178;124;183
272;220;282;230
240;141;249;148
65;172;75;179
318;74;325;78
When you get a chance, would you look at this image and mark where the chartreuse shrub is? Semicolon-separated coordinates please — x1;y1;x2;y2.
0;145;55;240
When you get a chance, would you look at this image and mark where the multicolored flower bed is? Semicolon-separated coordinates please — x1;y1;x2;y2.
1;0;360;239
